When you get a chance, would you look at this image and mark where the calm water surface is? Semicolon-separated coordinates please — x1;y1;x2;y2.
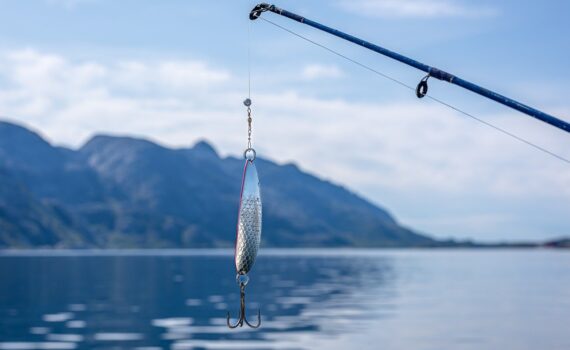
0;249;569;350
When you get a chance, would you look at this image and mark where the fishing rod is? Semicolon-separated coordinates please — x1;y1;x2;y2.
249;3;570;135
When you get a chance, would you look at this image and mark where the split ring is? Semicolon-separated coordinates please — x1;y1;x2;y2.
244;148;256;161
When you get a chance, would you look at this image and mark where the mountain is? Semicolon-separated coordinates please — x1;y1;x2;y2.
0;120;436;248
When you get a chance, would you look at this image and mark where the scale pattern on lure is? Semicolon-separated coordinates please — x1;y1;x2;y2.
227;98;263;329
235;159;262;275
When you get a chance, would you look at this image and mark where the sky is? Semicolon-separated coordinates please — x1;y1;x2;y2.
0;0;568;242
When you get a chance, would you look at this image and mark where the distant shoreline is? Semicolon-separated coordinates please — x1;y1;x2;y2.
0;244;568;257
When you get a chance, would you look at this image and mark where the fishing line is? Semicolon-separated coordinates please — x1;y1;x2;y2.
259;17;570;165
226;16;263;329
248;18;252;100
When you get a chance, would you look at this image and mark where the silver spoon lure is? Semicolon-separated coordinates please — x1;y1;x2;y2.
227;99;262;329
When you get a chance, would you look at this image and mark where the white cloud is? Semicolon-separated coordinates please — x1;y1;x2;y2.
0;48;232;143
301;64;344;80
0;48;568;240
337;0;498;19
1;49;568;198
252;92;570;197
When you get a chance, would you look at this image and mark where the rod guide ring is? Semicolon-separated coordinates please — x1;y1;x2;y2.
416;75;430;98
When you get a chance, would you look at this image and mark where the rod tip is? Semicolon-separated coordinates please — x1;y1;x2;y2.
250;3;272;20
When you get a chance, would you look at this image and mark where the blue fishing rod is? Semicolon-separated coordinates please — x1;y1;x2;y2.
249;3;570;135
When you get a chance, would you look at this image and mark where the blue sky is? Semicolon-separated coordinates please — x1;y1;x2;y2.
0;0;568;242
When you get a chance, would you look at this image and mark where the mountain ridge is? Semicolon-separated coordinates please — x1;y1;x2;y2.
0;120;436;248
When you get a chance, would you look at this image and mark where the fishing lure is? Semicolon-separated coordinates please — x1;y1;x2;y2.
227;98;262;329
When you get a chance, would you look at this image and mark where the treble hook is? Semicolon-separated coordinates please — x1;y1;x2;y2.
227;279;261;329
